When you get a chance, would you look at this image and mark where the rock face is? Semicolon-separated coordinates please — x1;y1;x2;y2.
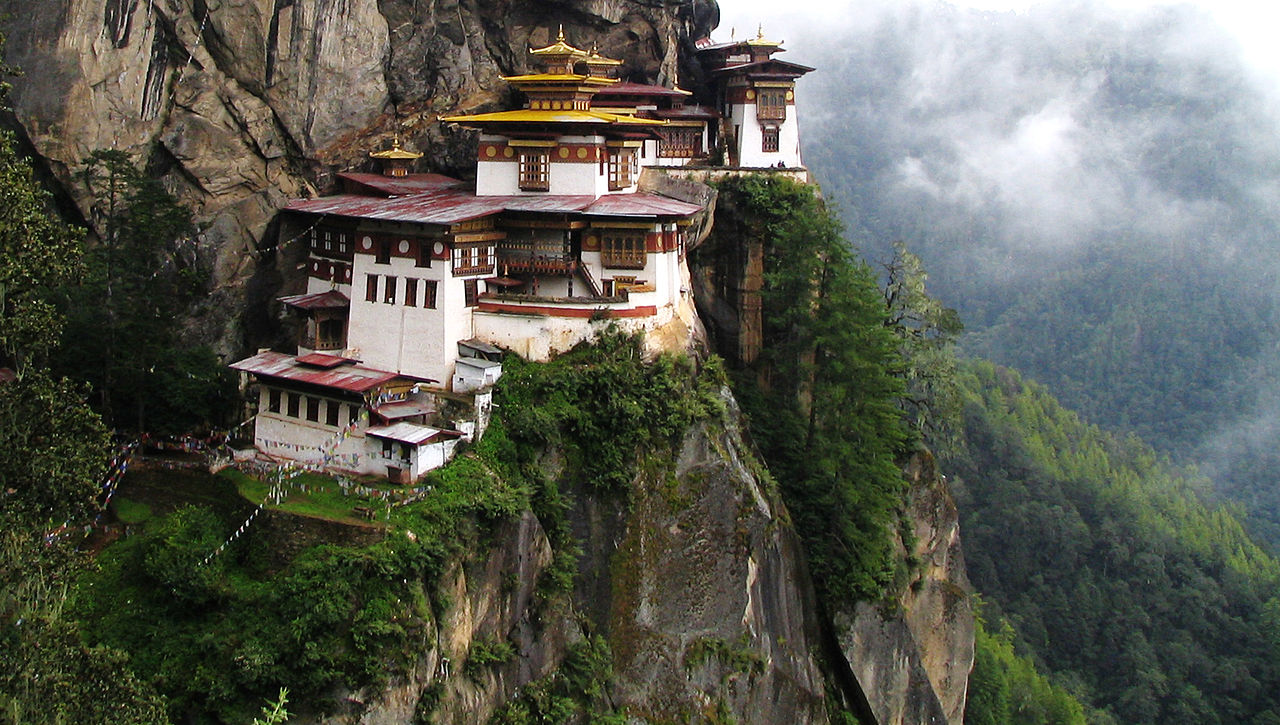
0;0;718;355
837;453;975;725
318;390;833;724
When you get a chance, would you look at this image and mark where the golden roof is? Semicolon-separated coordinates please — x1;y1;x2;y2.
369;139;423;160
440;109;666;126
530;26;588;58
746;24;783;47
500;73;619;85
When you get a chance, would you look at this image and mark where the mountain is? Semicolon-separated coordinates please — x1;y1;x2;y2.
790;0;1280;549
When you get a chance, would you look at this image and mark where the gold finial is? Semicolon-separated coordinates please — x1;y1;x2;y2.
557;24;565;42
757;24;765;40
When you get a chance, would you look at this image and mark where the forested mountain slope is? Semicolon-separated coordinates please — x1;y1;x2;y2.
789;0;1280;548
944;360;1280;724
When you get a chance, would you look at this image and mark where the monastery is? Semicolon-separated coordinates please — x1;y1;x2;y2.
231;27;811;482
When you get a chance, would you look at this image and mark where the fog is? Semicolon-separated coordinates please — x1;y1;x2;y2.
712;0;1280;537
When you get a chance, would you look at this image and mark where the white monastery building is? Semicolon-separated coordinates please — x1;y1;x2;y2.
231;26;811;482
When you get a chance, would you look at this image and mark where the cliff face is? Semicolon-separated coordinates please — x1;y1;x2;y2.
314;390;832;724
0;0;718;354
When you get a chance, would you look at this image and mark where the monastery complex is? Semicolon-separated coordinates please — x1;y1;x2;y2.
231;26;812;482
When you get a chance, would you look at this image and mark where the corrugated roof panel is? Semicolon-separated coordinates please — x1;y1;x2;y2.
337;172;465;197
584;193;704;217
365;423;458;445
230;351;400;393
278;290;350;309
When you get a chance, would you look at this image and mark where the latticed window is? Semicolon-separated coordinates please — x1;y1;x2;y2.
608;149;636;190
453;245;495;276
601;232;647;269
519;151;549;191
659;128;700;158
756;88;787;121
762;127;780;153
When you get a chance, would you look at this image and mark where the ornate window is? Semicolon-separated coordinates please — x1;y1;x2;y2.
762;127;780;153
453;245;495;276
658;127;700;158
518;151;549;191
608;149;636;190
756;88;787;121
601;231;647;269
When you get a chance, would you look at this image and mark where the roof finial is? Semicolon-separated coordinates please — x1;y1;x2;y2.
757;23;765;40
557;24;566;42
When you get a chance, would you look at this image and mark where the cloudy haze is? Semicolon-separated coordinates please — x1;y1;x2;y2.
710;0;1280;538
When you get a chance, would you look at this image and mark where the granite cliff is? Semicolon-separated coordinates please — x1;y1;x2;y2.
1;1;973;721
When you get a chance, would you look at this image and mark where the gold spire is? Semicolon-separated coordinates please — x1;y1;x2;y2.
369;137;423;160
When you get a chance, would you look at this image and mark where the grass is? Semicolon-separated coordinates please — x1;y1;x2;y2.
219;469;404;525
113;497;152;524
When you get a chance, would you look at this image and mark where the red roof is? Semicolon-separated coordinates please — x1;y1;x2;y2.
592;82;691;99
285;189;702;224
337;172;465;197
278;290;350;309
295;352;353;368
230;351;400;393
654;105;719;120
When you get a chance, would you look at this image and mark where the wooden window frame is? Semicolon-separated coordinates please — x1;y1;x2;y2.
383;276;397;304
756;88;787;122
365;274;378;302
608;149;635;190
376;238;392;264
325;400;340;427
267;389;281;414
464;279;478;307
305;396;320;422
518;150;550;191
601;231;647;269
405;278;418;307
423;279;438;309
287;392;300;418
761;127;780;153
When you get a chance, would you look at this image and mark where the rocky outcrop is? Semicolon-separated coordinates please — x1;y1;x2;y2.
319;389;832;724
0;0;719;356
837;452;975;725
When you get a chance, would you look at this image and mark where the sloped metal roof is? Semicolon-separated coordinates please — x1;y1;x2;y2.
337;172;466;197
278;290;350;309
230;351;399;393
365;422;461;445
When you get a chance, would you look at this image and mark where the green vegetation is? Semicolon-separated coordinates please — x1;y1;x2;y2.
113;498;153;525
965;614;1086;725
487;636;624;725
945;360;1280;723
68;334;726;721
695;174;911;605
50;149;234;434
0;52;167;721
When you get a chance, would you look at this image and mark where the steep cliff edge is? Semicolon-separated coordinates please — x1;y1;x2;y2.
0;0;718;354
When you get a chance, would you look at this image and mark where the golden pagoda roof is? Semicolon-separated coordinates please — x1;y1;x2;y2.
585;44;623;67
530;26;589;58
440;109;666;126
500;73;619;86
369;139;423;160
745;24;783;47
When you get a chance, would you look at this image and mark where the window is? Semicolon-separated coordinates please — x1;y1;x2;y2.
416;240;433;267
453;245;494;276
518;150;549;191
376;238;392;264
608;149;635;190
325;401;340;427
756;88;787;121
365;274;378;302
287;392;300;418
268;389;281;414
405;278;418;307
659;127;699;158
305;396;320;422
465;279;478;307
601;232;646;269
384;276;397;304
423;280;438;309
762;127;780;153
348;404;361;427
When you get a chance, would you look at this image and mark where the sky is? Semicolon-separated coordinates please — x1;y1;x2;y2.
716;0;1280;83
